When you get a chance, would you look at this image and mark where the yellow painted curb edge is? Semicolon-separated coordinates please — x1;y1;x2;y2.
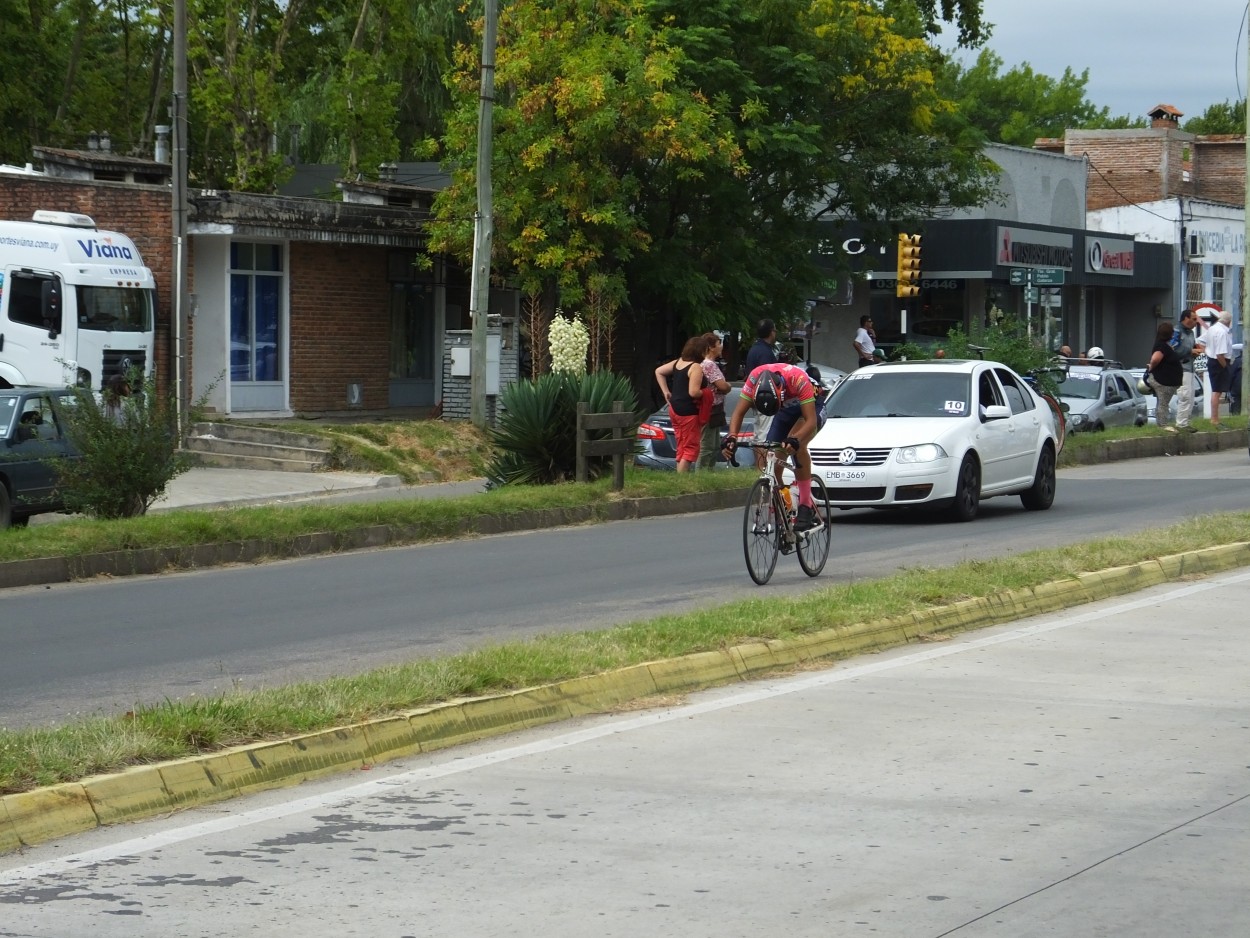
3;542;1248;852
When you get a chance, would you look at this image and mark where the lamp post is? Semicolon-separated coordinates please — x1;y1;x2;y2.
1242;26;1249;415
172;0;190;437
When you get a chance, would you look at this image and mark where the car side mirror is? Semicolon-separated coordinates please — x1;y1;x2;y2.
13;424;35;444
982;404;1011;421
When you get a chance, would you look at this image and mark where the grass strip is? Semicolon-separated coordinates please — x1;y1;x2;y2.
3;510;1250;794
0;467;755;563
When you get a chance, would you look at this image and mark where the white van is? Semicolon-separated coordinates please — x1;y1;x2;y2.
0;210;156;389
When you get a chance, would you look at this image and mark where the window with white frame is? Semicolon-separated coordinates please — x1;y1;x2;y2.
229;242;284;382
1211;264;1225;308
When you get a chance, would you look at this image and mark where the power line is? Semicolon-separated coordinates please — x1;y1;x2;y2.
1082;153;1177;222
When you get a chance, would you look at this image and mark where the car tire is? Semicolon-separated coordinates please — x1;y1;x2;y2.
1020;443;1056;511
947;454;980;522
0;485;11;530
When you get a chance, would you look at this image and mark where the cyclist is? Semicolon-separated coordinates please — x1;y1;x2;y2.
722;362;826;531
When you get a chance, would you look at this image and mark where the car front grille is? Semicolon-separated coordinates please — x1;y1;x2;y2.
102;349;147;383
826;486;887;501
810;446;892;467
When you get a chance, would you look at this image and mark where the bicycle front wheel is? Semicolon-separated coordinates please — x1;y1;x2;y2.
743;478;781;585
797;475;832;577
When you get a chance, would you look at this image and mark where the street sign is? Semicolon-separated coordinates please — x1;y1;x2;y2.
1024;286;1039;303
1009;268;1066;286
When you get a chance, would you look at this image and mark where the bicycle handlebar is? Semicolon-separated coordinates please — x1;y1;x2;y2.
725;439;795;468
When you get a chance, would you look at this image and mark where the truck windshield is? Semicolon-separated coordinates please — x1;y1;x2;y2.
75;285;153;332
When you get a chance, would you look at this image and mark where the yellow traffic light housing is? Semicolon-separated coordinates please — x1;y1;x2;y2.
896;233;922;298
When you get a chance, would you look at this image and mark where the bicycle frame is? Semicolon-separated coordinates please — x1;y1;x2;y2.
739;442;831;585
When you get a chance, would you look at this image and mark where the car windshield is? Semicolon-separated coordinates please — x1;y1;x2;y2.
1058;374;1102;400
824;371;973;418
75;285;153;332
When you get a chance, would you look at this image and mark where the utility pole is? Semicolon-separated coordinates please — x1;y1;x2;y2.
1242;22;1249;415
172;0;190;438
468;0;497;428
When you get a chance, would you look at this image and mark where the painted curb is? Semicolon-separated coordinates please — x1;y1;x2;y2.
4;540;1249;853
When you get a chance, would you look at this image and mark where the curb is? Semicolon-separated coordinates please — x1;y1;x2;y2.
4;540;1248;853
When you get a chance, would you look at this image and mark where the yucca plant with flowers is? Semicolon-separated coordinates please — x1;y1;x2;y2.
487;312;639;486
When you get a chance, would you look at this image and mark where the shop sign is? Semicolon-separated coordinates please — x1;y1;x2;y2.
997;226;1074;270
1086;236;1134;276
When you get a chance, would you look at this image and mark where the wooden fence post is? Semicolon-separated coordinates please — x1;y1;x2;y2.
576;400;635;490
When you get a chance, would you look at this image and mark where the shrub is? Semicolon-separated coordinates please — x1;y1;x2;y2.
487;370;639;486
894;318;1061;396
55;371;197;518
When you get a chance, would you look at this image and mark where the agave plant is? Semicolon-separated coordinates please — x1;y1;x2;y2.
487;371;640;486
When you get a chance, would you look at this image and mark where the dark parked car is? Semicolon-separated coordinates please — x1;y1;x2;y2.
0;387;80;528
636;388;754;470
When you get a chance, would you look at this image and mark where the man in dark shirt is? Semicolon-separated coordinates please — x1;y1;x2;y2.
744;319;777;374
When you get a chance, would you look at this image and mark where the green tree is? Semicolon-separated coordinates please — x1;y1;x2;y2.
429;0;996;384
935;49;1115;146
1183;99;1246;135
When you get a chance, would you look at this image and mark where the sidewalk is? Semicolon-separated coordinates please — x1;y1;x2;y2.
29;467;488;524
148;467;487;512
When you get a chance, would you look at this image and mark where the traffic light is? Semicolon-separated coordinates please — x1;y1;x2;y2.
896;233;922;298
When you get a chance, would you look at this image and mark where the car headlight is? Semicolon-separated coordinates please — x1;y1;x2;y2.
1070;413;1087;427
896;443;947;464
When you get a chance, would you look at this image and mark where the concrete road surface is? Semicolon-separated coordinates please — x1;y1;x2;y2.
2;570;1248;936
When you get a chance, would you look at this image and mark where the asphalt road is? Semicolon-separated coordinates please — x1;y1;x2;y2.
3;449;1249;729
4;570;1248;935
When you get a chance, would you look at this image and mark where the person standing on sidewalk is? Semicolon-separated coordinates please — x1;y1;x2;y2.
1174;308;1204;432
1204;310;1234;429
1145;321;1183;431
853;316;878;368
655;335;708;472
697;333;732;470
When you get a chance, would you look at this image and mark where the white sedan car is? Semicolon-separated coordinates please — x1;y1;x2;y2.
809;359;1060;522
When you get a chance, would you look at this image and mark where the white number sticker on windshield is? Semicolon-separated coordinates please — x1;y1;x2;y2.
944;400;966;413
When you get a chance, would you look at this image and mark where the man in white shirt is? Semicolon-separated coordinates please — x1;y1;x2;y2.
853;316;877;368
1203;310;1234;429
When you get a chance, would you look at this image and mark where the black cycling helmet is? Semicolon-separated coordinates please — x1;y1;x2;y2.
753;371;783;416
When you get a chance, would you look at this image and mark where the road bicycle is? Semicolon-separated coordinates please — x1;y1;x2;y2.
734;442;832;585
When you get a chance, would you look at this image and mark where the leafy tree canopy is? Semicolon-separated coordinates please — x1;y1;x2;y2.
1182;98;1247;135
428;0;997;372
935;49;1126;147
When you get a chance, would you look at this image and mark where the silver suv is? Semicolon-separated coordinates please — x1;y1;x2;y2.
1057;365;1149;433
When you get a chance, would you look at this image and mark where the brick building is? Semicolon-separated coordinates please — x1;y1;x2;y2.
2;149;517;418
1036;104;1246;347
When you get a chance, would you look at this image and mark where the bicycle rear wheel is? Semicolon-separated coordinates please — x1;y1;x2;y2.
797;475;832;577
743;478;781;585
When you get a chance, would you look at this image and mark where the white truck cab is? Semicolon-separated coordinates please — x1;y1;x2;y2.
0;210;156;389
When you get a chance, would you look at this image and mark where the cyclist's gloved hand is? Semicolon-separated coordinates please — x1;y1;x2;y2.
722;437;738;457
784;436;801;453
